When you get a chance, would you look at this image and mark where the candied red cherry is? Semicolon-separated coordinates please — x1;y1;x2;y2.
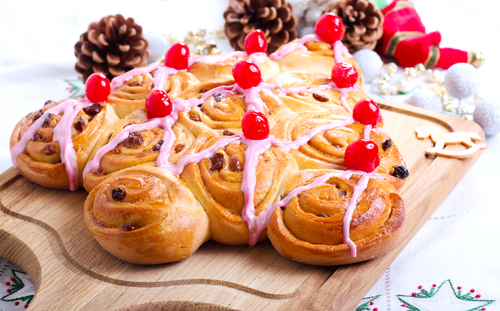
332;62;358;88
232;60;262;89
315;13;345;45
344;139;380;173
164;42;190;70
242;110;270;140
146;89;173;119
244;29;268;54
353;99;380;127
85;73;110;103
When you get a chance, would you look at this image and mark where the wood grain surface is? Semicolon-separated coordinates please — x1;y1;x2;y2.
0;101;486;310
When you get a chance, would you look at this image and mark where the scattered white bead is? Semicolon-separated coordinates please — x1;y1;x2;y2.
444;63;480;99
305;7;323;25
300;26;315;37
352;49;383;83
287;0;311;19
474;99;500;136
407;89;443;112
143;30;169;64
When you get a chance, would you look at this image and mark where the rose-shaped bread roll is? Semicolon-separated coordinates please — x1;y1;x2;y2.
267;169;406;265
271;111;407;189
178;80;293;136
84;166;210;264
107;71;200;118
265;71;367;113
272;40;364;86
181;132;298;245
10;100;119;190
83;109;197;191
188;52;280;83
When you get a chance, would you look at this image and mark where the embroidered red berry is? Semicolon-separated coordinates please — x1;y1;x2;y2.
373;308;378;311
432;284;437;287
7;289;11;293
164;42;190;70
245;29;268;54
471;289;475;292
411;292;417;297
232;60;262;89
418;285;422;289
315;13;345;45
85;73;111;103
242;110;269;140
344;139;380;173
353;99;380;127
145;89;173;119
11;278;15;281
24;304;29;309
5;282;10;286
332;62;358;88
15;302;20;306
458;286;462;290
369;301;374;305
476;294;482;298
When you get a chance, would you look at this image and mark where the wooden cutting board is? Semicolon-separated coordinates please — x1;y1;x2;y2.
0;101;486;310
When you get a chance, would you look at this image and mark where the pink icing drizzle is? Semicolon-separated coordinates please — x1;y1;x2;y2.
110;62;161;91
269;34;321;61
188;51;248;67
11;98;92;191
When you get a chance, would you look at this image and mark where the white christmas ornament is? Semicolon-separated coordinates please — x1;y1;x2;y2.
300;26;315;37
444;63;480;99
352;49;383;83
143;30;169;64
473;99;500;136
305;6;323;25
407;89;443;112
287;0;311;19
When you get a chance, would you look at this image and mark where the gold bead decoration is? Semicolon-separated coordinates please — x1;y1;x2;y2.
397;79;410;94
470;51;486;68
415;63;426;75
404;67;417;80
386;62;398;76
167;27;224;56
474;91;486;104
427;69;444;84
377;79;390;94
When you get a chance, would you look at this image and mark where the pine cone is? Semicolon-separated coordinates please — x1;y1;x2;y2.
75;14;150;83
224;0;298;54
327;0;384;53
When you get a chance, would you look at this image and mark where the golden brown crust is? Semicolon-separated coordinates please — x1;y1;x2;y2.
83;109;197;192
267;169;406;265
181;132;298;245
84;166;211;264
107;71;200;118
188;53;280;83
275;40;364;86
271;111;407;189
11;101;119;190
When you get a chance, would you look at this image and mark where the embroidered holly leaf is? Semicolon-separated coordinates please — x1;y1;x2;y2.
0;269;34;304
355;295;381;311
398;279;495;311
64;78;85;98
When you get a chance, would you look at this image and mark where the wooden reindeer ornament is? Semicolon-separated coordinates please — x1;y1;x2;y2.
416;126;488;158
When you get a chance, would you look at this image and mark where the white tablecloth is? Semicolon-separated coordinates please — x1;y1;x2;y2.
0;0;499;310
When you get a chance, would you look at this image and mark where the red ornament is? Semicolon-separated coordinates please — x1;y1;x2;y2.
164;42;190;70
245;29;268;54
85;73;111;103
315;13;345;45
353;99;380;127
344;139;380;173
242;110;270;140
232;60;262;89
145;89;173;119
332;62;358;88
